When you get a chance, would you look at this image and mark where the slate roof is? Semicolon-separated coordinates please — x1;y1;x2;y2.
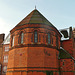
59;48;73;59
16;9;54;27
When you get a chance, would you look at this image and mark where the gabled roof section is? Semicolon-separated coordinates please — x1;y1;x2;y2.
59;27;72;41
3;33;10;44
16;9;54;27
0;34;5;44
59;47;73;59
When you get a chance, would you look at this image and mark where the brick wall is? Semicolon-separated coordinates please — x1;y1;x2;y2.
1;44;9;75
59;59;74;75
6;24;61;75
61;39;73;56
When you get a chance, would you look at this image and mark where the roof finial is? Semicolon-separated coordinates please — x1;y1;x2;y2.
35;5;36;10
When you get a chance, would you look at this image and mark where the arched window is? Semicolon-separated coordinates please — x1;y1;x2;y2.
21;32;24;44
12;36;14;47
34;31;38;43
48;33;50;44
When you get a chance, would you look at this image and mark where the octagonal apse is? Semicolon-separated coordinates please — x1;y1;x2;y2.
6;9;61;75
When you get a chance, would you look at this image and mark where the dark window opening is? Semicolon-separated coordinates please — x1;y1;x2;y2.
46;71;53;75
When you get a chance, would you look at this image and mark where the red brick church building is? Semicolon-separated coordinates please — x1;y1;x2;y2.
0;8;75;75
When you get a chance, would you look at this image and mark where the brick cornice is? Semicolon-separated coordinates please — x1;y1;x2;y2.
9;44;59;51
7;67;59;69
7;70;74;73
10;24;61;37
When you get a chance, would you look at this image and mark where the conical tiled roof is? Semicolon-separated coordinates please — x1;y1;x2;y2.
16;9;54;27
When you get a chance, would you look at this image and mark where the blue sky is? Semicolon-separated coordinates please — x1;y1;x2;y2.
0;0;75;37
